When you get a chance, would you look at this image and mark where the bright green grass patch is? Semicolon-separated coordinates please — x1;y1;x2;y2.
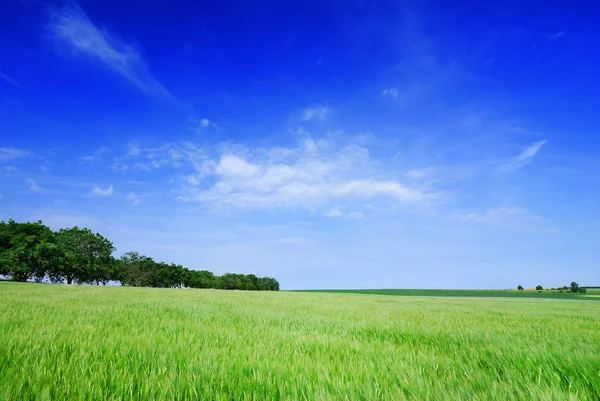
1;282;599;400
296;288;600;300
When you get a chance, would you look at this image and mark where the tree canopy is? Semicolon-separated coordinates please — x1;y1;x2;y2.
0;219;279;291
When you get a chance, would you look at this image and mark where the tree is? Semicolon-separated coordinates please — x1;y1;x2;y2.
570;282;579;293
119;251;156;287
0;220;59;282
55;227;116;284
517;285;524;290
578;287;587;294
536;285;543;291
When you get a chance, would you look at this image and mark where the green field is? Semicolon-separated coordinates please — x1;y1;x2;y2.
299;288;600;301
1;282;599;400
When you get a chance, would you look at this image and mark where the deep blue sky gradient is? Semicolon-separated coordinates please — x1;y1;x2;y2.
1;0;599;288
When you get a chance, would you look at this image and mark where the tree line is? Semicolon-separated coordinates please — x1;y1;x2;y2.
517;282;587;293
0;220;279;291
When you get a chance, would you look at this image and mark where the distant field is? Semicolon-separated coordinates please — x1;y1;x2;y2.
298;288;600;300
1;282;599;400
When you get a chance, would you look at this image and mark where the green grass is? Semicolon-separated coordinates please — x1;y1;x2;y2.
297;288;600;300
1;282;599;400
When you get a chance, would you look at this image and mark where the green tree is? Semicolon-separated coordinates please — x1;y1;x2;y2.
56;227;116;284
119;251;156;287
535;285;543;291
0;220;59;282
517;285;523;290
570;282;579;293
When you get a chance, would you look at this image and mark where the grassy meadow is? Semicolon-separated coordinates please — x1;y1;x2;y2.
1;282;599;400
300;288;600;300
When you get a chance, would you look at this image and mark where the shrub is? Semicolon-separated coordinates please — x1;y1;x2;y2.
578;287;587;294
536;285;543;291
517;285;524;291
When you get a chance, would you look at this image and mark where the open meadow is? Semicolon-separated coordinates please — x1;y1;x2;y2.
1;282;599;400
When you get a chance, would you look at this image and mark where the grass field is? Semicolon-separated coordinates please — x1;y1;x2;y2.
299;288;600;301
1;282;599;400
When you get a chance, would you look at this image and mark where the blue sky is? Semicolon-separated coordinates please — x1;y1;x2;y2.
1;1;599;289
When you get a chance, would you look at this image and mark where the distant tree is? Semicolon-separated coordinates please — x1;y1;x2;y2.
578;287;587;294
536;285;543;291
570;282;579;293
119;251;156;287
55;227;116;284
517;285;524;290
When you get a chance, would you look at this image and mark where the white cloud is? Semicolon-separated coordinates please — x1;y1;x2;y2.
498;140;547;173
448;207;556;232
49;6;172;98
0;147;28;162
0;70;21;87
26;178;45;193
450;207;525;224
91;184;114;197
301;105;331;121
176;138;437;213
381;88;399;99
126;191;148;205
405;167;434;180
80;146;111;163
325;206;363;219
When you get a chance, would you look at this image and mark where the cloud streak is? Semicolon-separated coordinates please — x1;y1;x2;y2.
498;140;547;173
301;106;331;121
91;184;114;197
49;6;172;98
26;178;45;193
0;70;21;87
0;147;28;162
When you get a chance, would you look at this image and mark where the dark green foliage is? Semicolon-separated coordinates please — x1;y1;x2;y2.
578;287;587;294
570;282;579;293
536;285;543;291
517;285;523;290
0;220;61;282
55;227;116;285
0;219;280;291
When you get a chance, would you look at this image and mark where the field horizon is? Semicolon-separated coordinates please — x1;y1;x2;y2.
295;288;600;301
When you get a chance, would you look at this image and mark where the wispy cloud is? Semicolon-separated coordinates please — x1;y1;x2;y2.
449;207;557;232
91;184;114;197
191;118;218;132
381;88;399;99
548;31;565;41
325;206;363;219
126;191;148;205
49;6;172;98
450;207;526;224
26;178;45;193
79;146;111;163
174;137;437;213
301;105;331;121
0;147;29;162
498;140;547;173
0;70;21;87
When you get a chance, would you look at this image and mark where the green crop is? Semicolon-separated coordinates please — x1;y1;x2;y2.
1;282;599;400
